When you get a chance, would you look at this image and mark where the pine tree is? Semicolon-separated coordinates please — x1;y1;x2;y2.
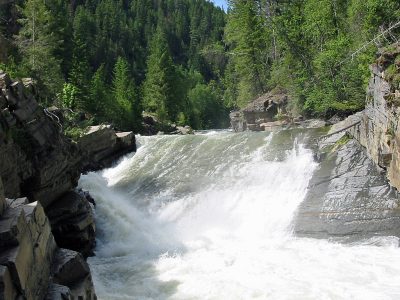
16;0;63;102
142;26;176;122
225;0;270;108
68;38;92;111
111;57;139;130
89;64;108;121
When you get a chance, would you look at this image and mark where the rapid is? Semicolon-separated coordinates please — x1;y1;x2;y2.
79;130;400;300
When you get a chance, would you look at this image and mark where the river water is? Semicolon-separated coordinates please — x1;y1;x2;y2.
79;130;400;299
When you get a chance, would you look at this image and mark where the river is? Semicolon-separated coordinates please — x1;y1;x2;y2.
79;130;400;299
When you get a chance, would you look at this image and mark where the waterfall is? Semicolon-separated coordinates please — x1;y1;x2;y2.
79;131;400;300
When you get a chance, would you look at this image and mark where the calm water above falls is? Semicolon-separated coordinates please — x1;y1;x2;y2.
79;130;400;300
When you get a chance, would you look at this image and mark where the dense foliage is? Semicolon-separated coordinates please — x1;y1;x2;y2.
1;0;400;131
225;0;400;117
0;0;228;131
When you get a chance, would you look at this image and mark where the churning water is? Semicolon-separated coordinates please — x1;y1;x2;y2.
79;131;400;300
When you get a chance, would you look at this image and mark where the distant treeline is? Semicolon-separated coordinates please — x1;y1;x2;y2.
1;0;399;131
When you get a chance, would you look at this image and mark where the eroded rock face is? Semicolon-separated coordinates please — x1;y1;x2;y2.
347;44;400;191
0;199;57;299
295;140;400;239
80;125;136;172
0;188;96;299
48;248;96;300
45;191;95;258
0;70;140;298
0;71;81;207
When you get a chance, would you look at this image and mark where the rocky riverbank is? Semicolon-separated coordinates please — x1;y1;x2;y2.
295;44;400;240
0;71;136;299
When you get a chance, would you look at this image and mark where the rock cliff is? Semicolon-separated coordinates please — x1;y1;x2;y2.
347;44;400;191
295;44;400;239
0;71;137;299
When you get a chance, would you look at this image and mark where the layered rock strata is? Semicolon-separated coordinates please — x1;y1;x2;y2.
0;70;137;298
0;182;96;299
347;44;400;190
295;139;400;239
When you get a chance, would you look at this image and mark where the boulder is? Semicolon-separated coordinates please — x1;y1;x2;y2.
79;125;136;171
173;126;194;135
116;131;136;151
79;125;117;161
230;111;246;132
50;248;96;300
46;191;96;257
51;249;90;286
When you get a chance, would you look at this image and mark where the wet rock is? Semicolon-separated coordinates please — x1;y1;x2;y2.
52;249;90;285
46;191;95;257
300;119;327;129
318;112;363;149
295;140;400;240
260;120;289;131
141;114;178;136
172;126;194;135
230;111;246;132
50;248;96;299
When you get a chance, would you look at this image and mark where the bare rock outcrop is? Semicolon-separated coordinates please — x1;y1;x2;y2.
346;44;400;190
0;72;81;207
230;89;289;132
0;69;140;298
79;125;136;172
0;182;96;299
295;139;400;239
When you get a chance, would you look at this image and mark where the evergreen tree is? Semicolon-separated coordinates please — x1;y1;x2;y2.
111;56;140;130
16;0;63;102
89;64;108;121
142;27;176;122
225;0;270;108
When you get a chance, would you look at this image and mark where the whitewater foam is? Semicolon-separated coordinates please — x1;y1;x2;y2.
79;131;400;300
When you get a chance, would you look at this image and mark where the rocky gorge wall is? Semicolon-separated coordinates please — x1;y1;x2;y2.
347;44;400;191
295;44;400;240
0;71;136;299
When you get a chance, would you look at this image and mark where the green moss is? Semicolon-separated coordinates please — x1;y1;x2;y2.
384;63;400;91
330;133;352;153
64;125;91;141
385;64;397;80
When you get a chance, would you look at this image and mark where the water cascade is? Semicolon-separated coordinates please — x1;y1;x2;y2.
79;131;400;299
